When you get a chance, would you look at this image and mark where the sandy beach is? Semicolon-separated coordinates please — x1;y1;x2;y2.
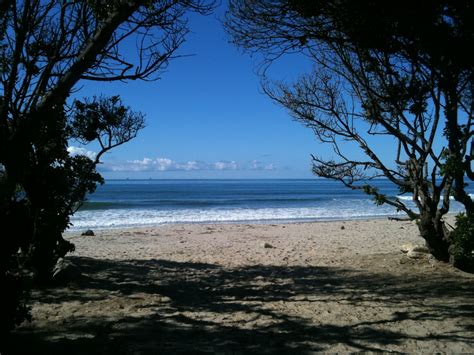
8;218;474;353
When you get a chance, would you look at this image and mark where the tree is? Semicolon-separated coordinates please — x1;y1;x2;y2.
226;0;474;269
0;0;213;335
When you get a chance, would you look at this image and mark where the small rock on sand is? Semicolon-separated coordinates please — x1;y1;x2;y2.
401;243;416;253
81;229;95;236
401;243;430;254
262;242;274;249
407;250;426;259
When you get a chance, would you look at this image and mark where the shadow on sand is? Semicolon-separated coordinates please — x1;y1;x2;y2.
6;256;474;354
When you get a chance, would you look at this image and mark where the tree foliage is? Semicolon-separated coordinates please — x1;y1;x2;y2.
226;0;473;268
0;0;213;335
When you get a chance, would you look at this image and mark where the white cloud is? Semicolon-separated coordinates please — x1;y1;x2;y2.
67;146;97;160
250;160;275;171
101;157;277;172
129;157;154;165
156;158;173;170
176;161;204;171
214;161;239;170
116;157;178;172
104;157;204;172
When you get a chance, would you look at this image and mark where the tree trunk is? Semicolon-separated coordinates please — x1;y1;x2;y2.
417;213;451;262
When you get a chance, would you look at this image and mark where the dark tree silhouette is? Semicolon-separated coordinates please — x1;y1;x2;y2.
0;0;213;335
226;0;473;269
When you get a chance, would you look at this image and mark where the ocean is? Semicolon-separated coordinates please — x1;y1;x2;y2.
69;179;473;231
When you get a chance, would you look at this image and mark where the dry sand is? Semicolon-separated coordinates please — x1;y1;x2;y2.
8;218;474;353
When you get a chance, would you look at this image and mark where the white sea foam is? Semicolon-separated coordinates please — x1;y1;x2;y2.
396;193;474;201
69;203;406;231
69;191;472;231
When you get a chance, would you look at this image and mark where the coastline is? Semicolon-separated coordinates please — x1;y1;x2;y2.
12;217;474;353
66;211;461;233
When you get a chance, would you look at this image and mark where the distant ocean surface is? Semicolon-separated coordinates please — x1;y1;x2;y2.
69;179;474;231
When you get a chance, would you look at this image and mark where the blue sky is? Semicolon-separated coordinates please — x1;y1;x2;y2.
68;4;370;179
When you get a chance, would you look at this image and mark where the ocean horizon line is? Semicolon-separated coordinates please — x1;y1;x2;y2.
102;177;392;181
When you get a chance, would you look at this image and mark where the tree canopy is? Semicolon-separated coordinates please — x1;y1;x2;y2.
0;0;214;335
226;0;473;268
